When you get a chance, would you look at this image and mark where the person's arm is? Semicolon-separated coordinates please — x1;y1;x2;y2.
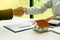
26;0;52;15
0;9;13;20
0;7;25;20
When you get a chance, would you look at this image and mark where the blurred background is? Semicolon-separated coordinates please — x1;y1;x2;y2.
0;0;53;19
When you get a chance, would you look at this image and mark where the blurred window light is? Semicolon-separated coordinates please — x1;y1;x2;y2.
0;0;20;10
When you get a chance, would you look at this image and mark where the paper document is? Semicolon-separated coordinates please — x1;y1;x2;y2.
49;27;60;34
0;17;35;33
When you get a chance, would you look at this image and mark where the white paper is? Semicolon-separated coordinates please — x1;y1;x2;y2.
0;17;34;26
49;27;60;33
0;17;35;32
48;20;60;24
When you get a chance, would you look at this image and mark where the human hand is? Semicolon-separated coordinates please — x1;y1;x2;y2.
46;16;56;21
13;7;26;17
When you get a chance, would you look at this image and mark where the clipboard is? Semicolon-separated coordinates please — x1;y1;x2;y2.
49;27;60;34
0;18;35;33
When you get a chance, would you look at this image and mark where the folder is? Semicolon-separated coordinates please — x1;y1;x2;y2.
0;18;34;33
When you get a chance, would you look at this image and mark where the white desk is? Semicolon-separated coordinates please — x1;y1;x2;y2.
0;17;60;40
0;26;60;40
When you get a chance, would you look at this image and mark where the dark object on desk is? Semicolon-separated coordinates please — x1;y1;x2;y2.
48;20;60;27
49;23;60;26
55;16;60;20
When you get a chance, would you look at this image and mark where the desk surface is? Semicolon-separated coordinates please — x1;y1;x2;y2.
0;17;60;40
0;26;60;40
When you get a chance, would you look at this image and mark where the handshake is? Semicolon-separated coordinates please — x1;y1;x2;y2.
12;7;55;21
13;7;26;17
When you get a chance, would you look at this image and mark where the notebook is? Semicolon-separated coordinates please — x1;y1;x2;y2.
49;27;60;34
0;18;35;33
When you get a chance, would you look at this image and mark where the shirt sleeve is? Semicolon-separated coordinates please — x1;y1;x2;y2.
0;9;13;20
26;0;52;15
